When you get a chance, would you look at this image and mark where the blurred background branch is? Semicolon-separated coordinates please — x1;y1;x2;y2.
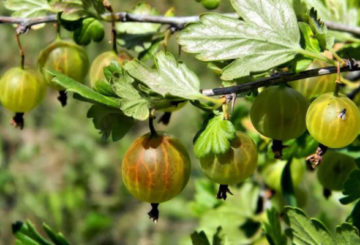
1;13;360;35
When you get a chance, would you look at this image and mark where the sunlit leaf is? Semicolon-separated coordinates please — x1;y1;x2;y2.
178;0;302;80
194;113;236;158
124;51;202;100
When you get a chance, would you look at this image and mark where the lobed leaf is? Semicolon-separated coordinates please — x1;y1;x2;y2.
340;169;360;204
178;0;302;80
48;70;121;108
124;51;202;100
285;207;335;245
105;63;150;120
87;104;134;142
194;113;236;158
4;0;51;18
191;231;211;245
285;207;360;245
263;208;287;245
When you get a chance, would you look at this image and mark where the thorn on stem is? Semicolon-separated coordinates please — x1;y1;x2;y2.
10;113;24;130
58;90;67;107
217;184;233;200
306;144;328;169
148;203;159;223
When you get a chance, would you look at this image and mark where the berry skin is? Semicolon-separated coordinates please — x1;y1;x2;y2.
306;93;360;148
262;158;305;192
290;61;336;100
0;67;47;113
89;51;132;88
250;86;308;141
199;132;258;185
38;40;89;90
121;133;191;203
201;0;220;10
317;151;356;191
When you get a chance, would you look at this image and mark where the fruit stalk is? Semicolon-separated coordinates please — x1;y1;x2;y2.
15;32;24;69
306;144;328;169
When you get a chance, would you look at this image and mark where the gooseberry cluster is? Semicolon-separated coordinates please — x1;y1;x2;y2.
0;38;130;127
1;36;359;222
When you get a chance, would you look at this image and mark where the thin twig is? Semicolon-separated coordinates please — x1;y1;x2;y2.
102;0;118;53
324;21;360;36
201;61;360;96
15;31;24;69
1;13;360;36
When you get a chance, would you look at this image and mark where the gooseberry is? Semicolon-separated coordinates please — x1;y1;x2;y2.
0;67;47;129
317;151;356;191
121;133;191;221
250;86;308;141
262;158;305;192
290;61;336;100
89;51;131;88
199;132;257;199
306;93;360;148
38;40;89;90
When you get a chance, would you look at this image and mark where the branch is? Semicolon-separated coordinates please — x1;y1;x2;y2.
201;60;360;96
324;21;360;36
0;15;57;33
1;13;360;36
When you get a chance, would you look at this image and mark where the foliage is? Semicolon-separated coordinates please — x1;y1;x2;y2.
1;0;360;244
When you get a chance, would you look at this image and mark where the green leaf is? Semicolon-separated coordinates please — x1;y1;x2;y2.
335;223;360;244
12;221;70;245
285;207;336;245
337;42;360;60
307;8;333;51
116;3;161;52
119;98;149;121
43;223;70;245
116;3;160;35
105;63;150;120
285;207;360;245
264;208;287;245
191;231;211;245
281;160;297;206
48;70;121;108
4;0;51;18
346;200;360;234
299;22;321;53
303;0;358;26
52;2;86;21
340;169;360;204
93;79;117;97
87;104;134;141
74;17;105;45
83;0;105;14
189;178;221;216
194;113;236;158
124;51;202;100
282;133;318;160
178;0;302;80
12;221;51;245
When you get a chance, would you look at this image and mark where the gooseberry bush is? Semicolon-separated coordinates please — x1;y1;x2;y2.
2;0;360;244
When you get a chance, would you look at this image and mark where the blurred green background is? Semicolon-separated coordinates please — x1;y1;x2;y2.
0;1;354;244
